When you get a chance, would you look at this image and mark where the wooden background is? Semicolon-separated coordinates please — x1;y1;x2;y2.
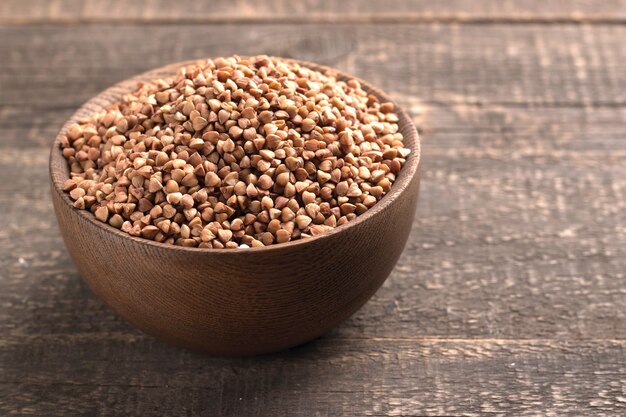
1;1;625;415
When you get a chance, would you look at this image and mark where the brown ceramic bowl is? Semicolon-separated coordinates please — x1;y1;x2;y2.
50;58;421;355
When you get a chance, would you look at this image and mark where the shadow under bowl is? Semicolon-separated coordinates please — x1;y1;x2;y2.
49;57;421;355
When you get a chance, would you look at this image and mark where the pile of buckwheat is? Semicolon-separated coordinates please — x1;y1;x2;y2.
60;55;409;248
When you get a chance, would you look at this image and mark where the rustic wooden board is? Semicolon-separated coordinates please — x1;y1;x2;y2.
0;9;625;417
2;24;626;108
4;104;626;153
1;0;626;22
1;337;625;416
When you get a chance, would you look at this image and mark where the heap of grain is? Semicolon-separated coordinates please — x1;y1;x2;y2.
61;56;409;248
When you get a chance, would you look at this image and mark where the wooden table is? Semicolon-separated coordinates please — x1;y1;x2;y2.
1;1;625;415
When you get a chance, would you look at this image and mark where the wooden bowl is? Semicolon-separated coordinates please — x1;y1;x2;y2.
49;58;421;355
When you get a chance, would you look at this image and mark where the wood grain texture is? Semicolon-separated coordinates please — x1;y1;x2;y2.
1;337;624;416
1;6;625;416
2;24;626;108
1;0;626;23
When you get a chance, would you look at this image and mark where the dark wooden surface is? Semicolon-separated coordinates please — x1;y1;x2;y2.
1;1;625;416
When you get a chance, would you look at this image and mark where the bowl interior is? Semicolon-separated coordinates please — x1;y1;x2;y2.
49;57;421;254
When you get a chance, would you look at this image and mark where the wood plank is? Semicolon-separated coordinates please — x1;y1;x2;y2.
0;336;624;416
1;24;626;108
1;0;626;23
4;104;626;152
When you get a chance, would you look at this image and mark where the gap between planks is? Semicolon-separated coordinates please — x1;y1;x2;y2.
1;332;625;344
2;15;626;26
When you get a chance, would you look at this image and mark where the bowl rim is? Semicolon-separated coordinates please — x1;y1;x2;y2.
50;56;421;255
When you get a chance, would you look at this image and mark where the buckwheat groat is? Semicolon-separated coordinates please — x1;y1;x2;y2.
61;55;409;248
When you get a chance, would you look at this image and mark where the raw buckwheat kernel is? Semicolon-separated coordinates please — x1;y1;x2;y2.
60;55;409;248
